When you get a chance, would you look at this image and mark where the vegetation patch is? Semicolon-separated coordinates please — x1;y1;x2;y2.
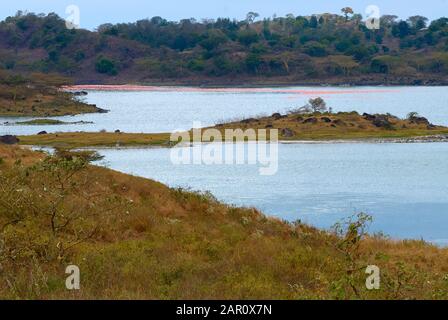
0;72;107;117
18;132;173;148
12;119;94;126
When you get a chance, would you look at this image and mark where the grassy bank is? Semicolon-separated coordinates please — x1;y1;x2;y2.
213;111;448;141
13;119;94;126
18;132;172;148
0;144;447;299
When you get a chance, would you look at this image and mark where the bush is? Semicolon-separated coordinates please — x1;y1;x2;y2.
245;53;262;73
187;59;205;72
95;56;118;75
237;29;260;46
304;42;327;57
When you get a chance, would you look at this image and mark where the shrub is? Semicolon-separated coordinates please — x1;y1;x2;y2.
304;42;327;57
95;56;118;75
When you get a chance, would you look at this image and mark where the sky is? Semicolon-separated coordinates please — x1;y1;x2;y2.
0;0;447;30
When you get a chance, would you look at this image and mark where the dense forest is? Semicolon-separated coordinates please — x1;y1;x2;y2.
0;10;447;84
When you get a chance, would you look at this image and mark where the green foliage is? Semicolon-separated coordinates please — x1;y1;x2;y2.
95;56;118;75
0;11;447;81
199;29;228;51
304;42;327;57
237;29;260;46
245;53;262;73
0;149;123;273
187;59;205;72
370;55;401;74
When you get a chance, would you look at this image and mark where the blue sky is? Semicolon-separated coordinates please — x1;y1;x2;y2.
1;0;447;30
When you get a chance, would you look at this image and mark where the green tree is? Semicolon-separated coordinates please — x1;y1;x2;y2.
407;16;428;30
245;53;262;73
304;42;327;57
199;30;228;51
309;16;318;28
246;12;259;24
237;29;260;46
95;56;118;75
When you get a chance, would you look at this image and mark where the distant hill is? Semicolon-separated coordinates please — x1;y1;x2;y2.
0;11;447;85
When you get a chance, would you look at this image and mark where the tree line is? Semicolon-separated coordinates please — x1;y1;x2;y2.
0;9;447;82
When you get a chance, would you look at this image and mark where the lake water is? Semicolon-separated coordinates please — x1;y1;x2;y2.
1;86;448;135
3;86;448;244
94;143;448;245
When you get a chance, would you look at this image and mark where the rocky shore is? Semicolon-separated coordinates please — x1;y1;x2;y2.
280;134;448;144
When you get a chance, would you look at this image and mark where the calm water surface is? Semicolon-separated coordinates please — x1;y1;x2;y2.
93;142;448;245
1;86;448;135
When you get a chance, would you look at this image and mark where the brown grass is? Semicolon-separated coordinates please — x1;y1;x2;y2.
18;132;172;148
0;144;447;300
212;111;448;141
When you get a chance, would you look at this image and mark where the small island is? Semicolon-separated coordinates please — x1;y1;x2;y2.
9;119;94;126
213;98;448;142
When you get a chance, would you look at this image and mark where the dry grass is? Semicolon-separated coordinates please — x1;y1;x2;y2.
0;144;447;300
212;111;448;141
0;84;102;117
18;132;173;148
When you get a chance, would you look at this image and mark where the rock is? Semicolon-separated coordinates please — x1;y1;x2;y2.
409;116;430;125
97;108;109;114
37;131;47;135
280;128;295;137
372;115;393;129
362;113;376;121
320;117;332;123
73;91;88;96
332;119;346;126
0;135;19;145
363;113;395;129
303;117;318;124
240;118;257;124
271;113;286;120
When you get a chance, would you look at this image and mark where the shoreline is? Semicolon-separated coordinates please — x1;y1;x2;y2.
63;83;448;93
20;134;448;149
279;135;448;144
